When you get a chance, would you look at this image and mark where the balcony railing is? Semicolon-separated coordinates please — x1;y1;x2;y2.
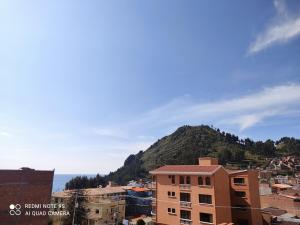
180;201;192;208
180;218;192;225
180;184;191;190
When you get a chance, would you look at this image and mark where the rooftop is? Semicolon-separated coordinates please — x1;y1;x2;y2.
272;184;293;189
149;165;221;175
52;186;129;198
261;207;287;216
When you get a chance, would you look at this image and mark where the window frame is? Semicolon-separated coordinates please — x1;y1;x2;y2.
199;212;213;224
199;194;212;205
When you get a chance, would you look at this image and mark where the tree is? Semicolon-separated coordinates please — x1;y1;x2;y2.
63;190;87;225
136;219;146;225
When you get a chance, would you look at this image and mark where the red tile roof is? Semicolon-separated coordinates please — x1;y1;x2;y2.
150;165;221;175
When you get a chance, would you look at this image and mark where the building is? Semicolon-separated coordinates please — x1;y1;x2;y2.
52;184;128;225
150;157;262;225
261;207;287;225
126;187;152;217
0;168;54;225
261;188;300;217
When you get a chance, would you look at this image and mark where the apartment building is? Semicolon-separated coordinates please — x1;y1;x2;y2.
0;168;54;225
150;157;262;225
52;185;128;225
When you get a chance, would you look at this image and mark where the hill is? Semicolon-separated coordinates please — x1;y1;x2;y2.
66;125;300;188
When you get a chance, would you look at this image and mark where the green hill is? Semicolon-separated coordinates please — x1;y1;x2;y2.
66;125;300;189
105;125;300;184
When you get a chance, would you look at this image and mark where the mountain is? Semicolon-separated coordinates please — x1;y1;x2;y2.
65;125;300;189
106;125;300;184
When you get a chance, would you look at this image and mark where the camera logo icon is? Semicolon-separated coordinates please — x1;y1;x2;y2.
9;204;21;216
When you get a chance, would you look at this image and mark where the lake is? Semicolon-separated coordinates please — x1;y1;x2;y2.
52;174;96;192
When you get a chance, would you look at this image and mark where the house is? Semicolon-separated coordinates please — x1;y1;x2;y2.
126;186;152;217
261;189;300;217
52;184;129;225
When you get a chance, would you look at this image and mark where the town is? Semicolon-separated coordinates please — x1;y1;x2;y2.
1;0;299;225
2;155;300;225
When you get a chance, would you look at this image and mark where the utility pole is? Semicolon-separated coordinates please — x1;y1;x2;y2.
72;191;78;225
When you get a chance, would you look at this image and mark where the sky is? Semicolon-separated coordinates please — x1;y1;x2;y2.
0;0;300;174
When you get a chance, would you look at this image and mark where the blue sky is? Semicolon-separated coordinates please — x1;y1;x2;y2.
0;0;300;174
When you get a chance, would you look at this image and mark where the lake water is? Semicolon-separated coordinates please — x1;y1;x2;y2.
52;174;96;192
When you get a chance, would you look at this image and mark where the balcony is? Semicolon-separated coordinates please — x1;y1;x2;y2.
180;201;192;208
179;184;191;190
180;218;192;225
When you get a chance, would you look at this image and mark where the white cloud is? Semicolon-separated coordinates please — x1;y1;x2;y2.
0;131;12;138
127;83;300;131
248;0;300;54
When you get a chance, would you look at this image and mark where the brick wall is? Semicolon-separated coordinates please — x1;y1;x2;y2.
0;169;54;225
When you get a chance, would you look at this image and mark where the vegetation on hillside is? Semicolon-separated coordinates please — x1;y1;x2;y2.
65;125;300;189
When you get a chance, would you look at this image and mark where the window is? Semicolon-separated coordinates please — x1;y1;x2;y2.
95;209;100;214
198;176;203;185
180;176;185;184
180;210;191;220
168;208;176;214
205;177;211;185
234;177;245;185
235;191;246;198
168;191;175;197
186;176;191;184
200;213;213;223
199;194;212;204
180;193;191;202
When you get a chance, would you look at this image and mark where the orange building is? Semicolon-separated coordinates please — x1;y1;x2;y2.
150;157;262;225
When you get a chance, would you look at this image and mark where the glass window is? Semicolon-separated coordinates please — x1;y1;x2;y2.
200;213;213;223
172;208;176;214
199;194;212;204
198;176;203;185
234;177;245;184
168;208;171;213
180;193;191;202
205;177;211;185
180;210;191;220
